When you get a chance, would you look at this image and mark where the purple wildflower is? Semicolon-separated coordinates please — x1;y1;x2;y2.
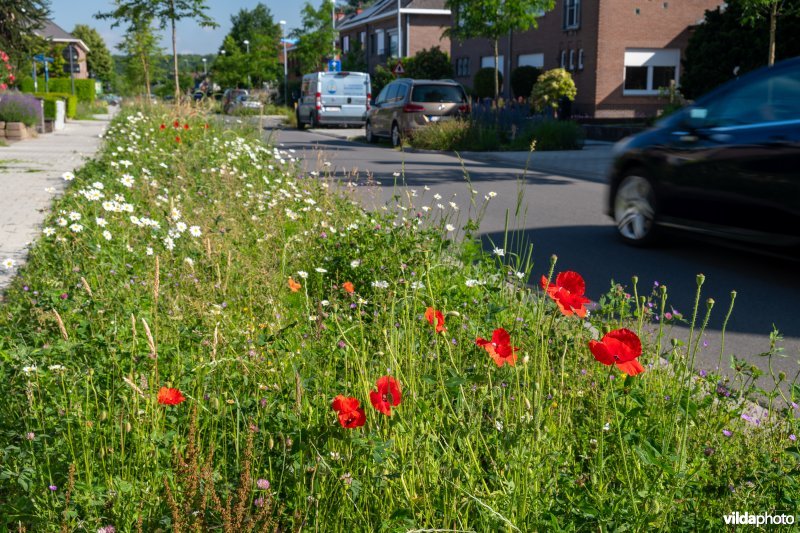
722;429;732;437
48;485;57;491
257;479;270;490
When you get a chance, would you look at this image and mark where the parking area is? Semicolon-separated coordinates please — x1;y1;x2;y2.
305;126;365;140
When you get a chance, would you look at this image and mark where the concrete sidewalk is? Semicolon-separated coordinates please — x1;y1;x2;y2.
460;141;615;183
0;115;112;290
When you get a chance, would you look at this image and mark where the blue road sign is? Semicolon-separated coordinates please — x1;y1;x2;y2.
327;59;341;73
33;54;54;63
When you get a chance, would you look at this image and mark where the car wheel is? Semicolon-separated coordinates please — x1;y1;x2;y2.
296;110;305;130
365;121;376;143
613;171;658;246
391;122;402;148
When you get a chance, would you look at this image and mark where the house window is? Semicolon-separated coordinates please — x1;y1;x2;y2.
560;50;566;68
343;35;350;53
623;48;680;95
359;31;366;45
388;30;398;57
376;29;385;55
578;48;584;70
456;57;471;77
481;55;505;75
563;0;580;29
569;49;575;70
518;53;544;68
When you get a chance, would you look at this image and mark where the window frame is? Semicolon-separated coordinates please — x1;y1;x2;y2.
563;0;581;30
623;48;680;95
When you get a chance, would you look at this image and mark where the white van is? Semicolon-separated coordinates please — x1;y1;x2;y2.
297;71;371;128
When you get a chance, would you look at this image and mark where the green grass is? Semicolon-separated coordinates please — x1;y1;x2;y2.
0;107;797;531
74;100;110;120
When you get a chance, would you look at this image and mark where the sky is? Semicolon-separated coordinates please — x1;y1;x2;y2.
48;0;307;55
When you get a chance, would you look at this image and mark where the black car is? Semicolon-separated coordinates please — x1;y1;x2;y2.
607;57;800;255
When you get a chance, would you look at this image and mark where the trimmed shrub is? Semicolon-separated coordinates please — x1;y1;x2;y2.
531;68;577;116
473;67;502;99
371;65;394;100
0;91;42;126
408;119;502;151
33;92;77;119
510;66;541;99
19;77;96;103
518;119;585;151
404;46;453;80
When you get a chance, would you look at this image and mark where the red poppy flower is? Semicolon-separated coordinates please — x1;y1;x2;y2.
540;271;591;318
588;328;645;376
369;376;402;416
476;327;519;367
204;123;209;129
173;120;180;128
342;281;355;293
157;387;186;405
175;136;181;143
159;123;166;130
331;395;366;428
183;123;189;130
425;307;446;333
288;277;301;292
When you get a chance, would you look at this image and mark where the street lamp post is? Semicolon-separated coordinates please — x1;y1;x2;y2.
243;39;251;88
280;21;288;106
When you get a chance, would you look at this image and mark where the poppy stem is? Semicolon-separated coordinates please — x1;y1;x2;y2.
609;374;637;517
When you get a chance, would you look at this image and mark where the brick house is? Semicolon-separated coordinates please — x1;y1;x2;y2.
450;0;724;117
34;20;90;79
336;0;451;75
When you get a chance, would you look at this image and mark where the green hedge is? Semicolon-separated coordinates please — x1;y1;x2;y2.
19;77;96;103
33;92;78;119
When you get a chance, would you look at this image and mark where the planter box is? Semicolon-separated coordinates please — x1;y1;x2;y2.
44;119;55;133
5;122;28;140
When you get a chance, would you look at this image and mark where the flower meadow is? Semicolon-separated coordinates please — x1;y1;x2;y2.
0;107;798;531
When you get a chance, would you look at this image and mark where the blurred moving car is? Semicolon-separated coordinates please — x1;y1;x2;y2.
228;94;263;113
222;89;248;114
606;57;800;255
366;79;469;147
296;71;371;129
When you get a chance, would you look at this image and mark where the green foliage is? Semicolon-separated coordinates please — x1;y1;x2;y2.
0;91;41;126
371;64;394;99
212;36;249;89
510;65;541;99
531;68;576;115
404;46;453;80
71;25;114;82
680;3;800;99
218;3;282;87
473;67;501;98
341;39;367;73
0;0;50;58
290;0;336;75
514;119;585;151
21;78;96;103
408;118;502;151
32;92;78;119
115;16;163;98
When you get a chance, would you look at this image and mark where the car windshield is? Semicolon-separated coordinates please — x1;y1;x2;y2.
411;85;465;103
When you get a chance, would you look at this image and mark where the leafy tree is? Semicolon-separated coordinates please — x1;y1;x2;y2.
71;24;114;82
370;64;394;97
217;4;282;88
0;0;50;59
741;0;800;65
212;35;249;89
340;0;375;15
445;0;555;98
116;15;163;99
97;0;217;99
680;2;800;99
291;0;336;75
404;46;453;80
341;38;367;72
531;68;576;118
510;65;541;99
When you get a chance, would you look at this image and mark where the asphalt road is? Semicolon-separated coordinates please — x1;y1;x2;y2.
267;125;800;393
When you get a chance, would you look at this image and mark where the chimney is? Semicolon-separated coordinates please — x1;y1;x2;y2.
356;8;363;14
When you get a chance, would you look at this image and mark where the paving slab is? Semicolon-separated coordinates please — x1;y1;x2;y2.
0;115;113;291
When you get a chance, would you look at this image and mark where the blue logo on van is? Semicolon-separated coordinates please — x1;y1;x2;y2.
325;80;337;94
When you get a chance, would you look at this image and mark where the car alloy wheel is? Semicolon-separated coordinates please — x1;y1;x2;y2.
391;123;401;148
614;173;657;245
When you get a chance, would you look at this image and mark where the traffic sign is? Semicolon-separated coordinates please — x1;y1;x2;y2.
33;54;54;63
392;61;405;76
327;59;341;72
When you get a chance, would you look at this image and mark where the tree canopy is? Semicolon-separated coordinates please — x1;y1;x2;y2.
214;3;282;88
290;0;336;75
72;24;114;82
0;0;50;60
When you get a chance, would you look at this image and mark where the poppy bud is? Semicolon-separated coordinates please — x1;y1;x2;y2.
269;436;274;449
778;371;786;381
696;273;705;285
125;422;132;433
100;410;108;421
706;298;715;308
631;275;638;285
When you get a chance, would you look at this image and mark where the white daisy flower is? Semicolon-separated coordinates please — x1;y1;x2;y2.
493;248;505;257
69;223;83;233
102;230;112;241
189;226;202;237
445;224;455;232
43;227;56;236
120;174;135;188
350;259;361;268
315;267;328;273
3;258;16;270
62;171;75;181
297;271;308;279
146;247;154;256
371;280;389;289
163;237;175;251
96;217;107;227
68;212;81;221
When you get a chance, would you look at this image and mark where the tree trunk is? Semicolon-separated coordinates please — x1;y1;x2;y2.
142;52;151;102
768;1;777;66
171;0;180;100
493;37;499;99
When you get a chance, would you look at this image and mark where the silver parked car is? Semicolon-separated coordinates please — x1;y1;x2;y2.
296;71;371;128
365;79;470;147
